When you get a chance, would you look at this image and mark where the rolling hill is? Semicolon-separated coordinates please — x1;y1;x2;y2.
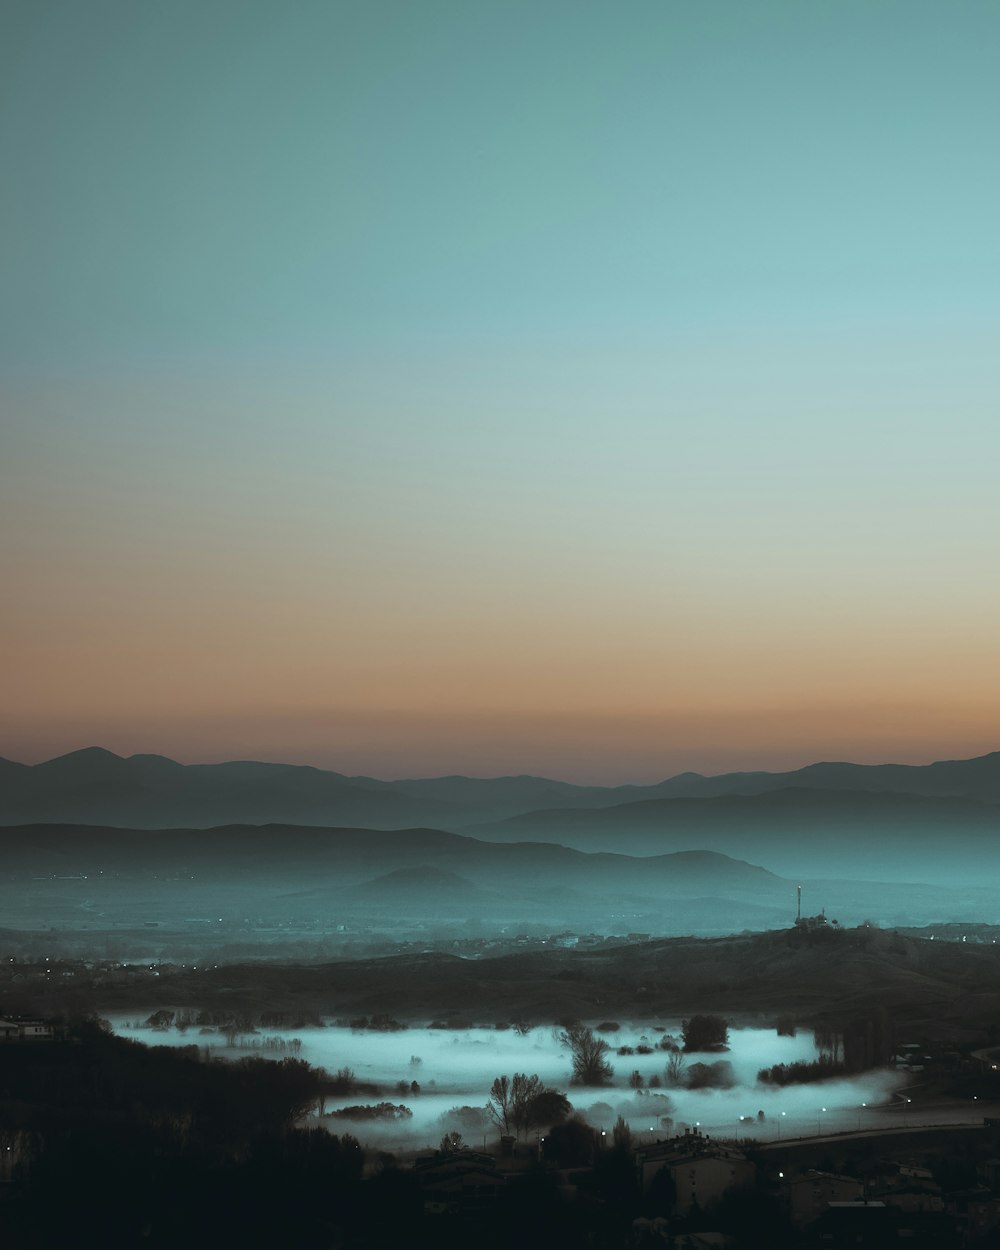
2;747;999;836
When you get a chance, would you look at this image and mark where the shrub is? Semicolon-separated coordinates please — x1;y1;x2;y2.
681;1015;729;1052
685;1060;736;1090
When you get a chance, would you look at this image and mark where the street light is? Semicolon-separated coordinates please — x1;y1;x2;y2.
817;1107;826;1136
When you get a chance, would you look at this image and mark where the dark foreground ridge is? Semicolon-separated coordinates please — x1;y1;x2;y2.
8;925;1000;1039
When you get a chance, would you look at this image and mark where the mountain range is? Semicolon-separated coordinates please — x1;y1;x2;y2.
2;819;997;940
3;747;1000;881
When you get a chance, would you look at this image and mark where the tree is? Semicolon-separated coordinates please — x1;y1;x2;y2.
490;1074;568;1138
559;1024;614;1086
510;1073;543;1137
543;1116;597;1166
629;1069;645;1090
439;1131;465;1153
681;1015;729;1052
814;1024;843;1063
664;1050;686;1087
524;1089;571;1131
488;1075;513;1135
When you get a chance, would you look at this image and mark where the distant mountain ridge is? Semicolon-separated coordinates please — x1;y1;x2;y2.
2;820;995;935
4;748;1000;884
2;745;1000;833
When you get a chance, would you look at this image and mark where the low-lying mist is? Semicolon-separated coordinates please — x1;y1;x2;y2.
110;1019;905;1152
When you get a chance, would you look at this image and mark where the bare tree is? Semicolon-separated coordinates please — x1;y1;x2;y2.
510;1073;542;1136
490;1073;570;1138
488;1074;513;1135
559;1025;614;1086
664;1050;686;1087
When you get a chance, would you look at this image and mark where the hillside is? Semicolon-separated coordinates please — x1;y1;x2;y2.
18;926;1000;1041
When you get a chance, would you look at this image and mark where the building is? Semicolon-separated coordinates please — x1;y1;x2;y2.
0;1018;52;1041
634;1129;754;1213
782;1170;865;1226
413;1150;506;1216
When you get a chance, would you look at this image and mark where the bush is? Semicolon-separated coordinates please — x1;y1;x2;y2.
685;1060;736;1090
681;1015;729;1052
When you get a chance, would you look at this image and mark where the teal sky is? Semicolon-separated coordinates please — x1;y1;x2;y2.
2;1;998;781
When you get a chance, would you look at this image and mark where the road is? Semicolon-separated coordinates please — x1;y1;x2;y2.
696;1093;1000;1147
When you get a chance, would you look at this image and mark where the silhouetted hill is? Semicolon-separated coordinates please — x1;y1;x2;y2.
3;746;999;832
350;865;500;915
650;751;1000;801
473;787;1000;881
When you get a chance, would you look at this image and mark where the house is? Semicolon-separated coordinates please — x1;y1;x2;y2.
413;1151;506;1215
781;1169;864;1226
0;1018;52;1041
15;1019;52;1040
634;1129;754;1213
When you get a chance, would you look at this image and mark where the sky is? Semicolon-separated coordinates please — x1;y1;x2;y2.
2;0;998;783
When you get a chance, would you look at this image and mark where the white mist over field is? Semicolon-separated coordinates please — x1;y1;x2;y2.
111;1018;906;1151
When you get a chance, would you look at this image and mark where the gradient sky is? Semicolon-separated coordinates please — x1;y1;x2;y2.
2;0;998;782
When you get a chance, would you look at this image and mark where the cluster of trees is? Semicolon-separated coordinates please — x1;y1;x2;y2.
233;1034;302;1053
331;1102;413;1121
140;1008;320;1039
0;1017;323;1144
340;1014;406;1032
550;1019;730;1090
488;1073;572;1138
681;1015;730;1052
629;1052;733;1090
757;1057;847;1086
